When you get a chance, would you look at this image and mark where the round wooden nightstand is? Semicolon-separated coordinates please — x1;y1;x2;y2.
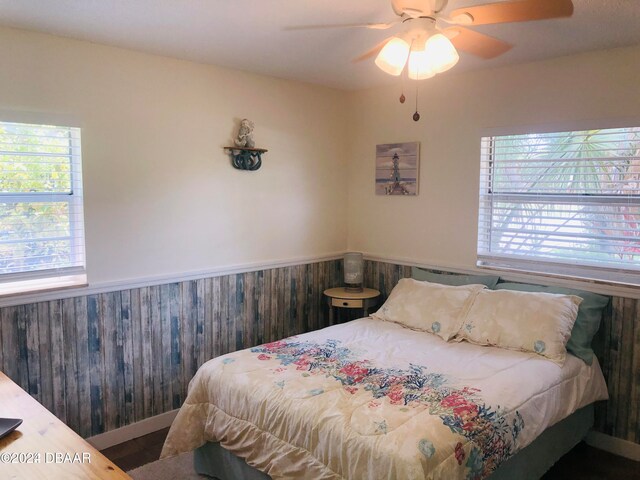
324;287;381;324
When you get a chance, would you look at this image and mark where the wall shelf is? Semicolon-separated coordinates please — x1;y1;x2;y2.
224;147;268;171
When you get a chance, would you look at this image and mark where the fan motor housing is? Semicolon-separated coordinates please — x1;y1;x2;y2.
392;0;448;17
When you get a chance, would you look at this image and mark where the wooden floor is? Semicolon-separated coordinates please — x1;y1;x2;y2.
102;428;640;479
101;428;170;473
542;442;640;480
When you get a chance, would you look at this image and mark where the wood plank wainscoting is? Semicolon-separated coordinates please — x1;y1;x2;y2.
362;259;640;448
0;260;343;439
1;257;638;453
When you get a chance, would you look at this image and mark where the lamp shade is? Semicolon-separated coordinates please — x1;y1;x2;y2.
424;33;459;74
374;37;410;76
343;252;364;292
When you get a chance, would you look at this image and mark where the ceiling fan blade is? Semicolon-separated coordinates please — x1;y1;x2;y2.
285;21;398;31
352;37;394;63
449;0;573;26
445;27;512;59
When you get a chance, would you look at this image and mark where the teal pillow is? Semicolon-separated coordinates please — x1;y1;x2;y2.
411;267;500;289
494;282;609;365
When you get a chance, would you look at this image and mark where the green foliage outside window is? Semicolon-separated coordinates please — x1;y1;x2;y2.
486;127;640;266
0;122;78;274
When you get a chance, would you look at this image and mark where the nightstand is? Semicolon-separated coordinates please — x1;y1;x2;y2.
324;287;381;324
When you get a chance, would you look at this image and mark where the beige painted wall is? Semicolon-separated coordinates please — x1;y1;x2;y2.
2;25;639;288
347;45;640;272
0;27;349;285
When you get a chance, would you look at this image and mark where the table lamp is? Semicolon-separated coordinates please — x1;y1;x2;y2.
344;252;364;292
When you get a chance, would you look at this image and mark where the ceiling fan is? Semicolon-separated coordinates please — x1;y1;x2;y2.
288;0;574;80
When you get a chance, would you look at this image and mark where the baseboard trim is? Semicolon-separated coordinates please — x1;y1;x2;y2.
86;409;179;451
85;411;640;461
586;431;640;461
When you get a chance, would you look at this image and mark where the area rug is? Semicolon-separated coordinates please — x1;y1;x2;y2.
128;452;209;479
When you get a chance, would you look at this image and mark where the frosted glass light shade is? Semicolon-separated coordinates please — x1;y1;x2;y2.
375;37;410;76
344;252;364;292
424;33;459;74
408;48;437;80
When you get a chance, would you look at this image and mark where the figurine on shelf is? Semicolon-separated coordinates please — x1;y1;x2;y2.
234;119;255;148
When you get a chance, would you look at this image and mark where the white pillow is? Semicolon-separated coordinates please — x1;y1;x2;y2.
456;289;582;364
371;278;485;340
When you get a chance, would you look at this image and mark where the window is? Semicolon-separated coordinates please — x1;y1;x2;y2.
477;126;640;285
0;120;86;294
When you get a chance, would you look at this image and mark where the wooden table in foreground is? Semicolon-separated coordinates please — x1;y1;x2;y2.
0;371;131;479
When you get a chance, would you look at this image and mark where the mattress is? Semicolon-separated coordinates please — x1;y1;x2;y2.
161;317;608;479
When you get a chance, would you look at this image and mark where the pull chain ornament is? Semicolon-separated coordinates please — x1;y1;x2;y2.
399;61;406;103
413;81;420;122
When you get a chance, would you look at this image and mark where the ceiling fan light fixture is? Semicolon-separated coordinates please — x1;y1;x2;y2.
407;48;437;80
374;37;410;76
424;33;459;73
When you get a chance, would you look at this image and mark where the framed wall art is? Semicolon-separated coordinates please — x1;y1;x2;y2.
375;142;419;196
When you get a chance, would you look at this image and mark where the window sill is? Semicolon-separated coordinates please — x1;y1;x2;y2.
0;274;88;299
476;264;640;299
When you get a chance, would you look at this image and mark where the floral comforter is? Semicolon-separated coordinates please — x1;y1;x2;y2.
161;318;607;479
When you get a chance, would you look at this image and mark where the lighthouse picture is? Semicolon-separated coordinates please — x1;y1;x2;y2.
375;142;419;195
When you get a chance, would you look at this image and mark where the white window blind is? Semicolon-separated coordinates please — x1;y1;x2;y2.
0;120;86;286
477;127;640;285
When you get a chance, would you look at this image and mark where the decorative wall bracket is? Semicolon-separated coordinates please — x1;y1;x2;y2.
224;147;268;171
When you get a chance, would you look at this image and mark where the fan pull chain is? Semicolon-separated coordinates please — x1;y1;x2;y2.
413;81;420;122
400;42;412;104
409;37;420;121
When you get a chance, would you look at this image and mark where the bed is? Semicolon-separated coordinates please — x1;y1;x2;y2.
161;315;608;479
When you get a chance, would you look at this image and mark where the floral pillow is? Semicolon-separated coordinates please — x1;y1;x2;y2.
456;289;582;364
371;278;485;341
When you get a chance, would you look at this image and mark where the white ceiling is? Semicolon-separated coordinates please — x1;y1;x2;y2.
0;0;639;90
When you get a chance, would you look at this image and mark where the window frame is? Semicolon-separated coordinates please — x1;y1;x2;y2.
476;120;640;288
0;114;87;295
